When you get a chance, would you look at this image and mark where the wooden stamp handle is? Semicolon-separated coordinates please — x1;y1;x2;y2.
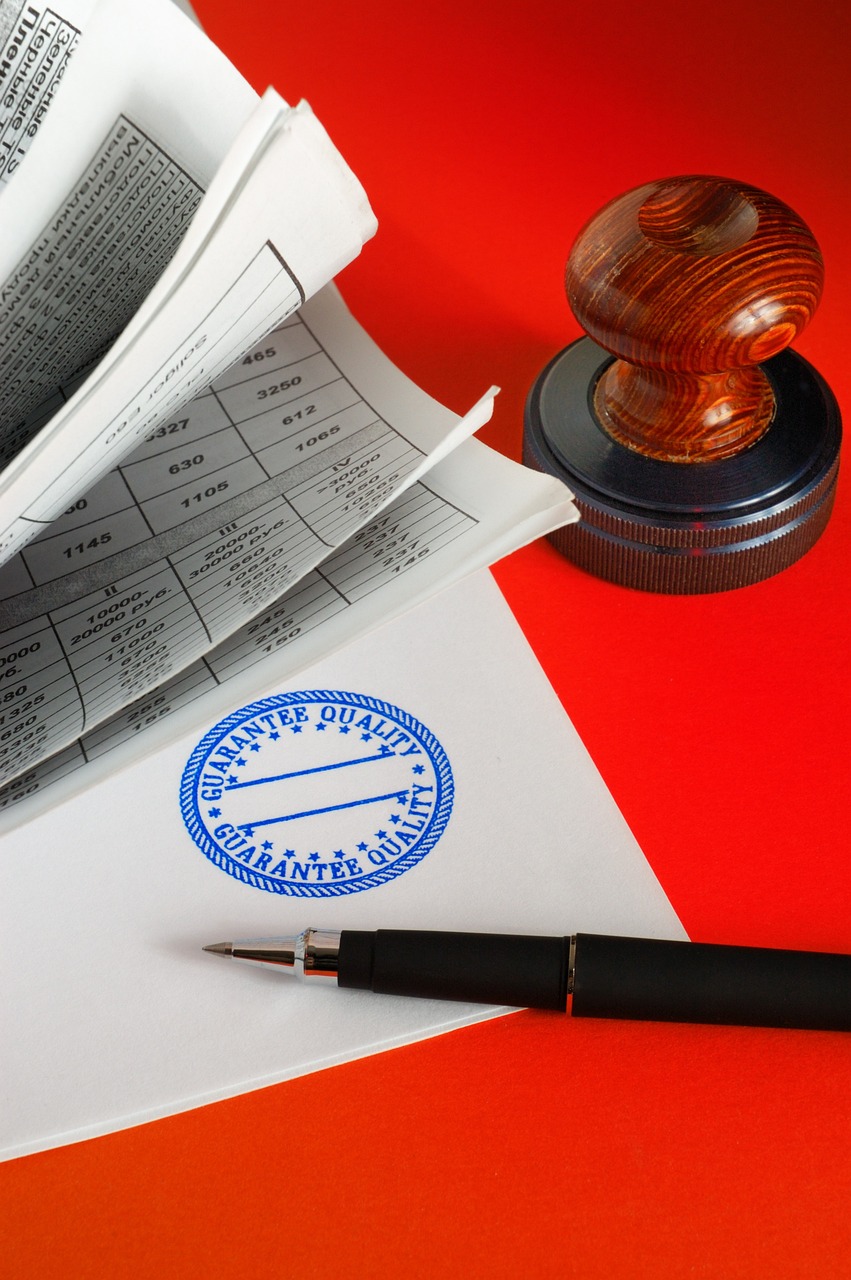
566;177;824;462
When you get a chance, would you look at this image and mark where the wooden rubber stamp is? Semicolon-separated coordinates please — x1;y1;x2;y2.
524;176;841;592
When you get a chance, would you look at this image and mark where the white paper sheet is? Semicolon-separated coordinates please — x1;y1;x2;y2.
0;286;574;801
0;570;686;1161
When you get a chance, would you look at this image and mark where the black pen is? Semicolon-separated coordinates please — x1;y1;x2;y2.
202;928;851;1031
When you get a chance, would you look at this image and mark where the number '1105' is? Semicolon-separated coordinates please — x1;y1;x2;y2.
181;481;229;508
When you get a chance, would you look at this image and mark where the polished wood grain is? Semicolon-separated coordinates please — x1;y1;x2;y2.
566;177;824;461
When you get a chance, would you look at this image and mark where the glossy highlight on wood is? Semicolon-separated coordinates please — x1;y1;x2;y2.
592;362;776;461
566;176;824;461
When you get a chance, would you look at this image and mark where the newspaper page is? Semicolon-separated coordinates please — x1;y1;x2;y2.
0;88;378;559
0;0;260;481
0;0;578;824
0;285;577;811
0;0;96;186
0;0;203;189
0;2;382;557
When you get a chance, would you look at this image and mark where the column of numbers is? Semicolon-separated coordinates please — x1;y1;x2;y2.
0;620;83;786
48;563;209;726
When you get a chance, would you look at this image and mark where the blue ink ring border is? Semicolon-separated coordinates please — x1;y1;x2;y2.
179;689;454;897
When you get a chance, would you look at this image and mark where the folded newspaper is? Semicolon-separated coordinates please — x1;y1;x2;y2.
0;0;576;825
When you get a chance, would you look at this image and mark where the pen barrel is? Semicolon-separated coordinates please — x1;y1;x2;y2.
338;930;570;1010
571;934;851;1031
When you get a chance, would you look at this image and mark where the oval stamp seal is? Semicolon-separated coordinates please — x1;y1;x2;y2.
179;690;454;897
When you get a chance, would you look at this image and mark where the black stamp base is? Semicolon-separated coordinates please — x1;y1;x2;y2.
523;338;842;594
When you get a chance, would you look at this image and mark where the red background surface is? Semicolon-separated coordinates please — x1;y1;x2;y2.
3;0;850;1273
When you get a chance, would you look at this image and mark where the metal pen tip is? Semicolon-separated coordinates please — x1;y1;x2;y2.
203;941;233;956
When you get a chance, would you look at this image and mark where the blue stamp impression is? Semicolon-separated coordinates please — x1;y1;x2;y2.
179;690;454;896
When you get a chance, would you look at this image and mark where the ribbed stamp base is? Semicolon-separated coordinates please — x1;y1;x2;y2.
523;339;841;594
